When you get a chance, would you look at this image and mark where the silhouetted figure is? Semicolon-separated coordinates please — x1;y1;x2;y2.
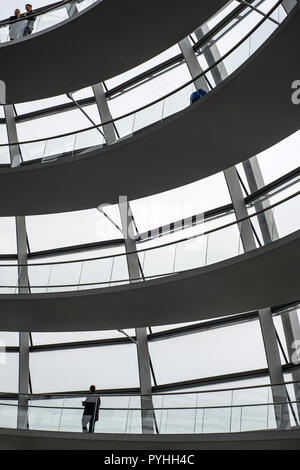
82;385;101;433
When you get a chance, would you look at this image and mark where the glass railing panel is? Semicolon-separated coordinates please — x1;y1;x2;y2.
197;390;233;408
162;84;196;120
28;263;53;294
219;36;251;76
240;404;269;431
47;261;83;293
27;399;65;431
75;0;98;13
142;244;176;278
113;114;135;140
159;408;197;434
0;26;9;43
58;407;84;432
201;406;232;433
20;141;47;163
249;15;277;55
267;403;277;429
109;255;130;287
78;258;114;291
133;101;164;133
277;4;288;22
232;384;271;407
124;396;142;433
42;135;76;161
94;409;130;433
73;128;105;154
123;409;142;433
174;235;207;272
95;396;132;433
205;224;242;265
0;264;19;294
0;402;18;429
272;194;300;239
34;9;69;34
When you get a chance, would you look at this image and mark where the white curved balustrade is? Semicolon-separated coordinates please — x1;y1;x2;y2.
1;380;299;434
0;192;298;295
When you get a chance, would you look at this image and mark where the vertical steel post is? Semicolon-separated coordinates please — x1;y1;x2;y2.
4;104;30;429
94;83;154;433
119;196;155;434
92;82;117;145
178;37;209;92
65;1;79;18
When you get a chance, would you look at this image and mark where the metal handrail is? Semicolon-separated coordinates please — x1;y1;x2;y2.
2;378;300;399
0;0;288;148
0;189;297;270
0;401;299;411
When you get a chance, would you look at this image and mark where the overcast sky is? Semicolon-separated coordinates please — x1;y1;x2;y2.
0;0;56;18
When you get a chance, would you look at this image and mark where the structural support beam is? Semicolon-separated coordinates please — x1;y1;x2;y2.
282;0;298;14
65;2;79;18
224;167;256;252
242;157;279;244
224;162;291;429
4;105;30;429
226;167;291;428
119;196;155;434
92;82;117;145
194;24;227;86
280;309;300;418
95;87;154;433
3;105;21;168
259;308;291;429
178;37;209;92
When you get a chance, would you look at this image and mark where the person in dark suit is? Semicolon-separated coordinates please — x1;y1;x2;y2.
23;4;36;36
82;385;101;433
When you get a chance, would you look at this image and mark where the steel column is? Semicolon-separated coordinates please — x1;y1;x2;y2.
65;1;79;17
259;308;291;429
282;0;298;14
92;82;117;145
224;167;256;252
194;24;227;86
4;105;30;429
3;105;21;167
224;165;290;429
280;309;300;418
178;37;209;92
242;157;279;244
119;197;155;434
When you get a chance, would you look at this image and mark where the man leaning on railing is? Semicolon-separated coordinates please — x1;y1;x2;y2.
22;4;36;36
